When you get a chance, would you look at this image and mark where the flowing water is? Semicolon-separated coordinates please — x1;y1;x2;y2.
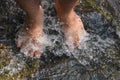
0;0;120;80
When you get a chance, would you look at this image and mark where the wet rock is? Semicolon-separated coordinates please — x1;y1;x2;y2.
0;43;39;80
0;44;11;69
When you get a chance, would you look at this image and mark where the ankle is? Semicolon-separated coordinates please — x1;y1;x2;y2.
24;7;44;38
58;12;76;24
26;27;43;38
55;2;75;20
25;16;43;38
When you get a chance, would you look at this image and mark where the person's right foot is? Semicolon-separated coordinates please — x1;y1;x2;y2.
16;27;44;58
15;0;45;58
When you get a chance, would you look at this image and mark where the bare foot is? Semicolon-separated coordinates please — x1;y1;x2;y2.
16;27;45;58
55;3;87;48
62;13;87;48
15;0;46;58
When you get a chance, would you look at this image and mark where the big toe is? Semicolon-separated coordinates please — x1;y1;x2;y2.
28;48;42;58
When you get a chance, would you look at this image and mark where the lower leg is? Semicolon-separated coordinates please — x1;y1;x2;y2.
55;0;78;18
15;0;44;38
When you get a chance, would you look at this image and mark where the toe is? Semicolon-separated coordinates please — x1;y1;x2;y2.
74;40;80;47
33;50;41;58
20;40;30;48
28;49;34;57
74;36;80;47
16;40;22;47
28;49;41;58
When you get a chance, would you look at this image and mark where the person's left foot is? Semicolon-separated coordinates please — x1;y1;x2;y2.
55;4;87;48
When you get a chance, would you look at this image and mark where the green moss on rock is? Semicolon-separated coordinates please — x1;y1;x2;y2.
14;59;39;79
0;59;39;80
0;43;39;80
0;43;11;69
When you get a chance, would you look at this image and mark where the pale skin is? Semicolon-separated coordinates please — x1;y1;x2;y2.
15;0;86;58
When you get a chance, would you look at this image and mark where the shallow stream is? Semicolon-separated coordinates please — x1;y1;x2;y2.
0;0;120;80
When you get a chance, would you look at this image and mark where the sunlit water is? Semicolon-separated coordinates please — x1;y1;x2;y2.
0;0;120;80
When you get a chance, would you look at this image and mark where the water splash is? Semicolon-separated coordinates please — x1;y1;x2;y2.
16;28;52;57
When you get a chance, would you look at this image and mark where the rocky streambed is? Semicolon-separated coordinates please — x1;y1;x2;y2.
0;0;120;80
